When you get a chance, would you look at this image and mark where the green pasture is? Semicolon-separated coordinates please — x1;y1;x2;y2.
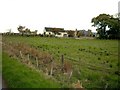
2;35;119;88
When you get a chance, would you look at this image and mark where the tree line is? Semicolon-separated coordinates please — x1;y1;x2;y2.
18;13;119;39
2;13;119;39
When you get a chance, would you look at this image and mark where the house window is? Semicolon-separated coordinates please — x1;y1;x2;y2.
44;32;46;35
58;33;61;35
63;34;67;37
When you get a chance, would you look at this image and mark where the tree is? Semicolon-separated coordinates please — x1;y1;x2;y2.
17;25;38;36
76;31;81;37
25;28;31;36
107;15;120;39
67;30;75;37
30;30;38;36
34;30;38;35
91;13;120;39
17;25;26;36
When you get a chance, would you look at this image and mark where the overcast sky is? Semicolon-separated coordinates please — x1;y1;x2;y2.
0;0;119;33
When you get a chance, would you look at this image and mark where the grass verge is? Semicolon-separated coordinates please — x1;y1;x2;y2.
2;52;60;88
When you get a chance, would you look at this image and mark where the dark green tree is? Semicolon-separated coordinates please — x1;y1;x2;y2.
91;13;120;39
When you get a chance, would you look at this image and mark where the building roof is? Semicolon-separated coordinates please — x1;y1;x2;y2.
45;27;64;31
44;27;65;34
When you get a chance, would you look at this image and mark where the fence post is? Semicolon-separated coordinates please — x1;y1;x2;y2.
20;51;23;58
50;60;53;75
27;54;30;65
28;54;30;60
36;57;39;67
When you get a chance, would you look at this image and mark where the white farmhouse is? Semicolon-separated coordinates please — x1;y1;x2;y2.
55;31;68;37
43;27;68;37
43;27;55;36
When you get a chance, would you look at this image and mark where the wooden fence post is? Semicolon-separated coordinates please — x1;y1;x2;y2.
61;54;64;72
50;60;53;76
27;54;30;65
28;54;30;61
36;57;39;67
20;51;23;60
45;68;48;75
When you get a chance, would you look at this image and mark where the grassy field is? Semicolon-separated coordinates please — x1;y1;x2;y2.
2;35;119;89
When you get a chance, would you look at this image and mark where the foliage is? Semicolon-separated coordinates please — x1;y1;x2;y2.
67;30;75;37
91;13;120;39
17;25;38;36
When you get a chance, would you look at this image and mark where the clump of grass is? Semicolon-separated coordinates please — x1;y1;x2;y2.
58;51;60;53
109;64;112;68
98;57;101;60
104;50;107;53
106;60;109;63
114;71;120;76
106;53;109;56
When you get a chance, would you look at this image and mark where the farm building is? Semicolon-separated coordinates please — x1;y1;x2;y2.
66;29;93;37
76;29;93;37
66;30;76;37
43;27;68;37
43;27;94;38
55;31;68;37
